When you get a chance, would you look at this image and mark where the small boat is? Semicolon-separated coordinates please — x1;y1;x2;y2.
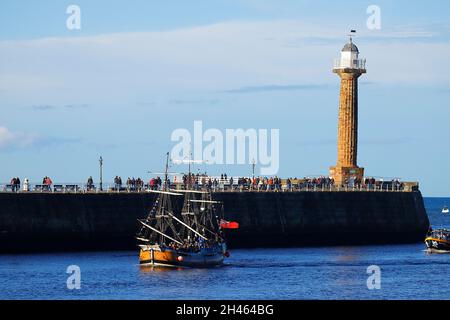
136;153;237;268
425;228;450;252
442;206;449;214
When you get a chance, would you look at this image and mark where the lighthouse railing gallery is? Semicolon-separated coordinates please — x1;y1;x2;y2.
333;58;366;70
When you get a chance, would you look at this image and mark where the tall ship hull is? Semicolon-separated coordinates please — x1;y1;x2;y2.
139;244;225;268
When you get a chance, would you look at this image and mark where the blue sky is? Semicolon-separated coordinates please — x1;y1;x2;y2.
1;0;450;196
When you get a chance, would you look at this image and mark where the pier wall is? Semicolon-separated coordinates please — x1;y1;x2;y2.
0;191;429;253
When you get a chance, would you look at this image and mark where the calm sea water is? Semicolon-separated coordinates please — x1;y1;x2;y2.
0;197;449;300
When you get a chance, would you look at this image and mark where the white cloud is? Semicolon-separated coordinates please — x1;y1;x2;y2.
0;126;37;149
0;20;449;107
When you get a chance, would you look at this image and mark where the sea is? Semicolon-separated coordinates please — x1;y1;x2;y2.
0;197;449;300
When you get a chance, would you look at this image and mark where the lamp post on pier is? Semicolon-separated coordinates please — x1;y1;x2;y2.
252;158;256;179
99;156;103;191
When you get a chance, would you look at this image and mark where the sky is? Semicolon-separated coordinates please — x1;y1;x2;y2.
0;0;450;196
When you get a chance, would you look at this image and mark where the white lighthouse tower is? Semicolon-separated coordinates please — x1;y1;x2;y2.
333;36;366;70
330;34;367;185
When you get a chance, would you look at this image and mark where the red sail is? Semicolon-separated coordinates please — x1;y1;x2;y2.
220;220;239;229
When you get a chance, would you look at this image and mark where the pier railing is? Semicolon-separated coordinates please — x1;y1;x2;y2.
0;181;419;194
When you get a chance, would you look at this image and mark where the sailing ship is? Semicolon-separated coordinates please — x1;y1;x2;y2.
425;228;450;252
136;153;236;268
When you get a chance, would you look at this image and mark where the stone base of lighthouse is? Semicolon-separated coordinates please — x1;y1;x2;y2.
330;166;364;186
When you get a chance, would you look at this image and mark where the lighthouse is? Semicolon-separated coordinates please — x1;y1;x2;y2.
330;36;366;185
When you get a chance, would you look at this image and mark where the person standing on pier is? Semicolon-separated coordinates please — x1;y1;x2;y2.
10;177;18;192
43;176;53;191
15;177;21;192
149;177;155;190
87;176;94;191
22;178;29;192
114;176;119;190
136;177;143;192
286;178;292;191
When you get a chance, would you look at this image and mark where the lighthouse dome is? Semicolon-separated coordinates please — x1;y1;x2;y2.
342;41;359;53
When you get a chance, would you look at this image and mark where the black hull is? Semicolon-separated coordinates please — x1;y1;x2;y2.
139;246;225;268
425;239;450;252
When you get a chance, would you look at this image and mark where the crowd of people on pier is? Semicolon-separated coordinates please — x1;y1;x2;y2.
178;173;335;192
126;177;144;191
42;176;52;185
4;174;406;193
112;176;164;191
148;177;163;190
113;176;123;190
174;173;406;192
7;176;49;192
299;176;335;189
9;177;21;192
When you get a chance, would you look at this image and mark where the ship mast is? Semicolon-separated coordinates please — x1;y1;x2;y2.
136;153;185;245
137;152;224;247
164;151;169;191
